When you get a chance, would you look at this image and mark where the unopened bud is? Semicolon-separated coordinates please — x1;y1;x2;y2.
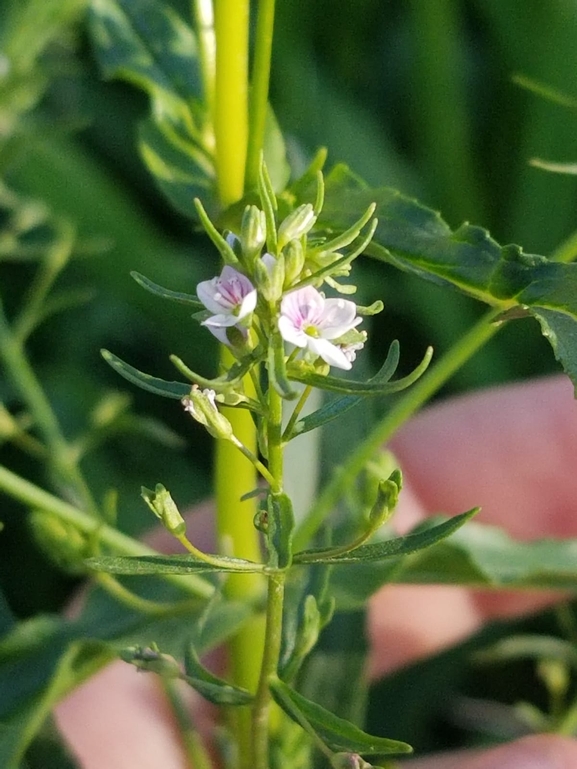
283;239;305;286
120;645;181;678
369;469;402;528
277;204;316;250
182;387;234;441
141;484;186;536
240;205;267;260
254;253;285;302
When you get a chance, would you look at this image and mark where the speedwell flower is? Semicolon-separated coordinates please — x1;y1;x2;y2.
278;285;362;370
196;265;257;344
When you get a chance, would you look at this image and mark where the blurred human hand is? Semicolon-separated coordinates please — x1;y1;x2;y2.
56;376;577;769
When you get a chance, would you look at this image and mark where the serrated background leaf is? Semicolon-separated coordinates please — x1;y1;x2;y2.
314;167;577;392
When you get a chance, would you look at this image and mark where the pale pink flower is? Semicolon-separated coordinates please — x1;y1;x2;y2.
196;266;257;344
278;286;362;370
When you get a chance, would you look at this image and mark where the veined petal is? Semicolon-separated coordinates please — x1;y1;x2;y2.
280;285;325;327
197;266;255;315
307;337;353;370
196;277;228;314
278;315;308;348
318;297;361;339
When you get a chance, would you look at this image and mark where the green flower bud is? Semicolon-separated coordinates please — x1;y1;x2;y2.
283;239;305;286
240;205;267;260
368;469;403;528
254;253;285;303
277;204;316;250
141;483;186;536
120;645;181;678
182;386;235;441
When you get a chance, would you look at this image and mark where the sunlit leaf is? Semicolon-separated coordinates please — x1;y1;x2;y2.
288;345;432;396
294;510;476;564
85;553;264;574
312;165;577;391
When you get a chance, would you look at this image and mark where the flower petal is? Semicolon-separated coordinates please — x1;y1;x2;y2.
307;337;353;370
317;298;361;339
278;315;308;348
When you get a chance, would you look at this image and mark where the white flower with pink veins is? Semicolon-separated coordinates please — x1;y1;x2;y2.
196;266;257;344
278;286;362;370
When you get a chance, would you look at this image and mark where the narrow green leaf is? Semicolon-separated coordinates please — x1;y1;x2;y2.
131;271;204;309
269;678;412;756
101;349;190;399
183;644;253;706
294;510;476;565
477;635;577;669
85;553;264;575
288;345;433;396
331;521;577;610
292;342;400;437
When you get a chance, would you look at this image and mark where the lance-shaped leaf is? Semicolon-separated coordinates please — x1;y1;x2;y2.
291;341;400;438
101;349;190;399
288;346;432;396
85;553;265;575
331;520;577;610
183;643;253;706
314;164;577;391
269;678;412;756
293;510;476;565
131;271;204;309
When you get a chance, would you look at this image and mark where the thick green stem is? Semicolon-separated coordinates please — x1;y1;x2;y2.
294;308;503;550
245;0;276;190
252;571;285;769
213;0;249;205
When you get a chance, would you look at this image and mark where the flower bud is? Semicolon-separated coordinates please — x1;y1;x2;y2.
182;387;234;441
277;204;316;250
254;253;285;303
368;469;403;528
283;239;305;286
120;645;181;678
141;483;186;536
240;205;267;260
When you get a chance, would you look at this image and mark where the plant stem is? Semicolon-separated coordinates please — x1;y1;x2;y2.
0;463;214;599
192;0;216;120
213;0;249;205
0;297;98;515
245;0;277;190
294;308;503;549
162;677;214;769
252;571;285;769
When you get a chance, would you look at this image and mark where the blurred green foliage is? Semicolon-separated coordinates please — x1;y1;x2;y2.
1;0;577;758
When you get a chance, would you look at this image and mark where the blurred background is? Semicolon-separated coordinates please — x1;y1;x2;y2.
1;0;577;755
